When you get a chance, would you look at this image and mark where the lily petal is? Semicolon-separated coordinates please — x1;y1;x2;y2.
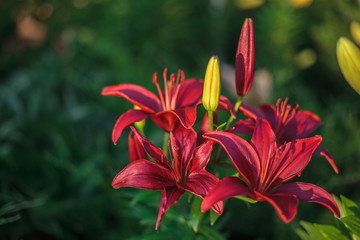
130;126;170;167
112;109;149;145
156;186;184;230
175;79;203;108
260;192;299;223
153;107;198;131
128;131;147;162
179;170;223;214
112;160;175;190
282;110;322;142
316;146;339;173
203;131;260;186
271;136;322;186
228;119;255;134
102;84;161;113
257;104;278;127
170;124;197;165
271;182;340;218
189;141;214;172
197;112;218;145
250;119;277;177
239;103;266;120
218;95;236;118
201;176;252;212
170;125;197;178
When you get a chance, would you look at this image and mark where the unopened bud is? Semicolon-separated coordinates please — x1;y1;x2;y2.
336;37;360;95
350;21;360;46
202;56;221;112
235;18;255;97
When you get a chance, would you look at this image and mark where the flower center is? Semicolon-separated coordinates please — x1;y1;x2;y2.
152;68;185;111
273;98;299;141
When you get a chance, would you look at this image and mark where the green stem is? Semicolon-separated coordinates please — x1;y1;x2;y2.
225;96;242;130
234;96;243;113
162;132;170;158
208;111;214;131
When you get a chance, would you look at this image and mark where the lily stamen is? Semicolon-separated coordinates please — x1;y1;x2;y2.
163;68;170;110
152;72;167;110
168;73;176;107
170;70;184;110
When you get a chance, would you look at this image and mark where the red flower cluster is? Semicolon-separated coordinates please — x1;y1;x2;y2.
201;119;339;222
102;18;340;229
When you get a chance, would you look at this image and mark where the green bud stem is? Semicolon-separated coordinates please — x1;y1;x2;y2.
208;110;214;131
225;96;242;130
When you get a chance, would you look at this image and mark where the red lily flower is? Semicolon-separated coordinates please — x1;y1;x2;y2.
235;18;255;97
102;69;235;145
201;119;340;223
229;98;338;173
102;69;202;145
112;125;223;230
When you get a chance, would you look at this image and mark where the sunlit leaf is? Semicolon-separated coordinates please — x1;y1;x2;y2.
340;195;360;217
341;215;360;238
233;195;257;204
298;221;349;240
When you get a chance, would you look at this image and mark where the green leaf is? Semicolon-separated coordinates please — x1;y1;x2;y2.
295;228;312;240
298;221;349;240
198;226;226;240
317;224;349;240
299;221;328;240
190;196;204;232
341;215;360;238
0;214;21;225
341;195;360;217
333;195;346;218
233;195;257;204
210;209;220;226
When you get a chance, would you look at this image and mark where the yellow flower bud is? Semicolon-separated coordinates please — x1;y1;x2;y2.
336;37;360;95
202;56;221;112
350;21;360;46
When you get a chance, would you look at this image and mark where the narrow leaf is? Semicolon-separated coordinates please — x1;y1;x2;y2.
210;209;220;226
341;215;360;238
198;226;226;240
234;195;257;204
190;196;204;232
341;195;360;217
317;224;349;240
295;228;312;240
298;221;349;240
300;221;328;240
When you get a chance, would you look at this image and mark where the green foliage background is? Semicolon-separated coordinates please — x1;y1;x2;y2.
1;0;360;239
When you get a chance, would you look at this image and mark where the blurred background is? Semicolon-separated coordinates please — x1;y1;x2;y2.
1;0;360;239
